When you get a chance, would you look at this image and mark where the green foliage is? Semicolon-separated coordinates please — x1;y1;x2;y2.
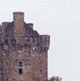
44;76;62;81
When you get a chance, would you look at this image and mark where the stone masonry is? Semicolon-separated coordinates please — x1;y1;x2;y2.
0;12;50;81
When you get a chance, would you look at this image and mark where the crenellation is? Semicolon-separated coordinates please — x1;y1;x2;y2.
2;22;11;29
0;35;50;53
39;35;50;52
25;23;33;29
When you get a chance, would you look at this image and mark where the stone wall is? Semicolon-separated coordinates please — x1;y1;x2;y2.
0;12;50;81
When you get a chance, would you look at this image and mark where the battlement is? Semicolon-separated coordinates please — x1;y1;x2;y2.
2;22;11;27
0;12;50;53
0;35;50;53
40;35;50;48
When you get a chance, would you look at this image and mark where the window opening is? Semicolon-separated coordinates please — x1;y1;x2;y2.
18;62;23;74
19;62;22;67
19;68;22;74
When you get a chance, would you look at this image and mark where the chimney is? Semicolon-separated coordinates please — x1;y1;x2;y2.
13;12;24;37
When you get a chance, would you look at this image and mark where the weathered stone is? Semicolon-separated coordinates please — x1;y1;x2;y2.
0;12;50;81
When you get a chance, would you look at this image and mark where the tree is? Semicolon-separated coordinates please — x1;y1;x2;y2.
45;76;62;81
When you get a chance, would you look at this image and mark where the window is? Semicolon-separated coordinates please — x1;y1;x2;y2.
19;68;22;74
40;69;42;75
19;62;22;67
18;62;23;74
11;39;16;45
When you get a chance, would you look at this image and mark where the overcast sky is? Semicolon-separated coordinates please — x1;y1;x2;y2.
0;0;80;81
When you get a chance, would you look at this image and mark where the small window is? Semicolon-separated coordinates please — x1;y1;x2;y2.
11;39;16;45
40;69;42;74
19;62;22;67
18;62;23;75
19;68;22;74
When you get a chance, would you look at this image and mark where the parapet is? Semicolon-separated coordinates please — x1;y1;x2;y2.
0;12;50;53
25;23;33;29
39;35;50;49
2;22;11;29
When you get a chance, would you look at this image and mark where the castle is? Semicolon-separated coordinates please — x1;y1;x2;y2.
0;12;50;81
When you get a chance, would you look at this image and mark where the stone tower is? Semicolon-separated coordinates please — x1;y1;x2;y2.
0;12;50;81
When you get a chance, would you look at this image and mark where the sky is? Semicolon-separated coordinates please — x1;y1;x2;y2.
0;0;80;81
